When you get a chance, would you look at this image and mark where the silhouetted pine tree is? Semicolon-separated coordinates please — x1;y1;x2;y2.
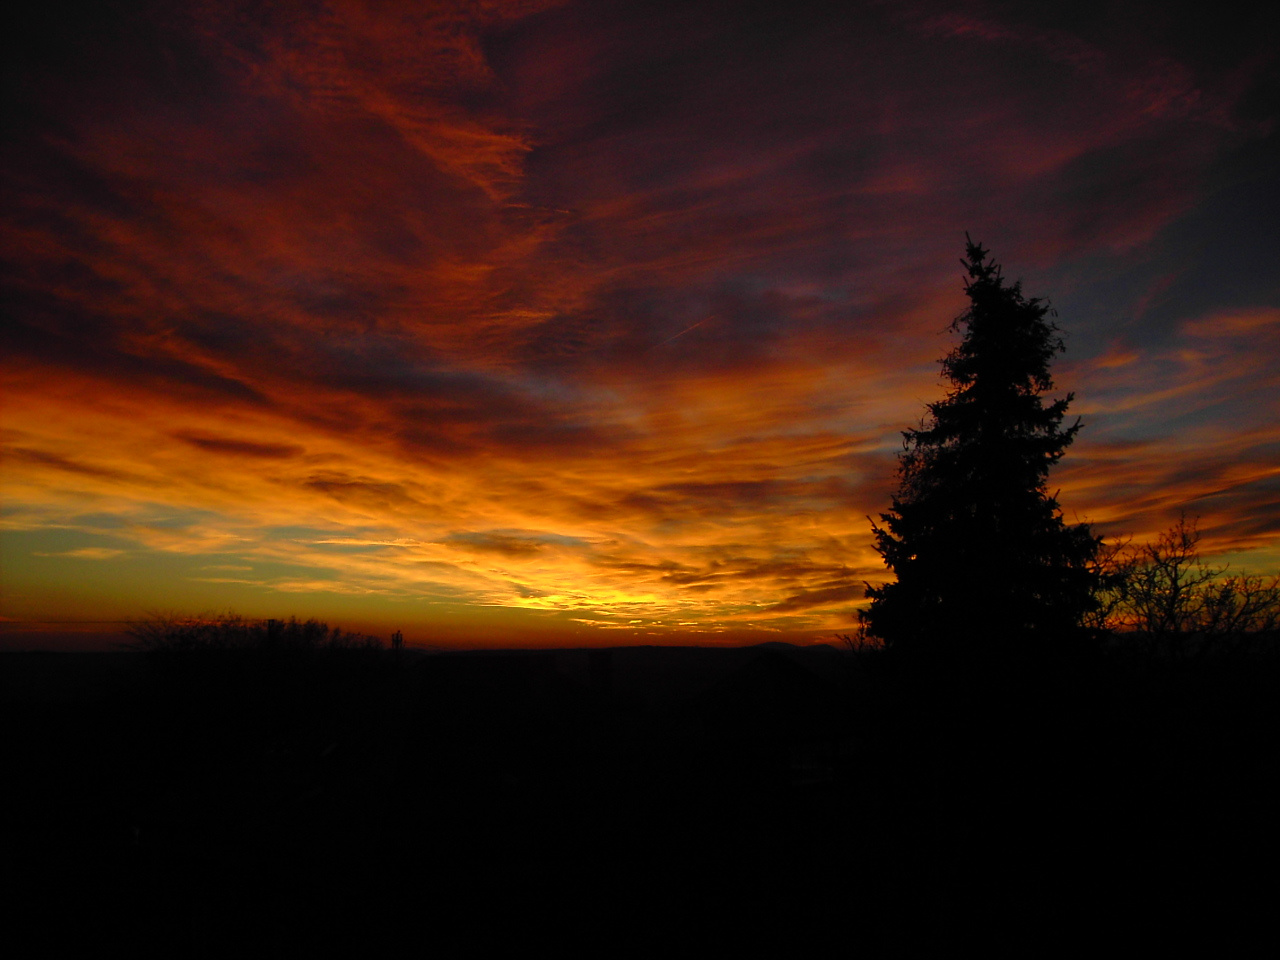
862;237;1099;655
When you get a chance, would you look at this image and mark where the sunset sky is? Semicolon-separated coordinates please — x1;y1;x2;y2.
4;0;1278;648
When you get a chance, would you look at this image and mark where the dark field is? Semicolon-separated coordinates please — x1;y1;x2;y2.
4;643;1279;953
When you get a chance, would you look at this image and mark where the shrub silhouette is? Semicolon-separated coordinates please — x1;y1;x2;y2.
1092;514;1280;659
126;612;387;706
862;237;1099;655
128;612;382;656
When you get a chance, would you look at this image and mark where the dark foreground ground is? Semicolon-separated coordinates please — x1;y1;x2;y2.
4;641;1279;954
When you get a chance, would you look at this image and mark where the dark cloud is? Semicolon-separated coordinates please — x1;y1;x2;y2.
659;557;854;589
301;474;425;512
5;448;136;482
174;432;303;459
2;293;271;407
445;533;546;558
765;583;865;613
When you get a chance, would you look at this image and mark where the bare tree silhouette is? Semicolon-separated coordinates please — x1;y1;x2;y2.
1092;514;1280;658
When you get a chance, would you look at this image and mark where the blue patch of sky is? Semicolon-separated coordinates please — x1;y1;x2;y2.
447;529;595;548
306;540;400;554
131;507;226;530
9;527;136;554
66;512;130;530
259;524;387;541
1041;132;1280;356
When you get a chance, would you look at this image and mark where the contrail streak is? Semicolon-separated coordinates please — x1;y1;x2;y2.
654;317;710;348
